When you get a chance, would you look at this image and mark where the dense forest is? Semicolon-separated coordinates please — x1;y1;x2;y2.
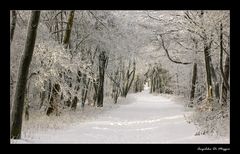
10;10;229;142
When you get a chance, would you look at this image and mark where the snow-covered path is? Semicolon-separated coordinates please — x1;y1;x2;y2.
18;88;229;144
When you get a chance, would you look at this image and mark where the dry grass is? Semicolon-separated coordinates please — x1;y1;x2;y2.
189;101;230;137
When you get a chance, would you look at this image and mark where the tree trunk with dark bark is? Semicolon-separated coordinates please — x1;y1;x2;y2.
203;40;213;101
78;74;90;108
71;96;78;111
220;22;230;91
10;11;40;139
97;50;108;107
46;83;61;116
63;10;74;49
190;63;197;105
93;79;98;106
120;61;135;97
219;22;230;106
221;55;230;106
209;59;220;102
10;10;17;44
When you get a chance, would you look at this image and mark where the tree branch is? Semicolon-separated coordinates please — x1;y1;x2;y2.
51;29;67;35
28;72;39;81
106;72;121;90
147;13;163;22
159;35;191;65
155;29;180;36
186;28;205;40
175;40;194;51
88;11;109;31
74;33;91;50
52;11;63;20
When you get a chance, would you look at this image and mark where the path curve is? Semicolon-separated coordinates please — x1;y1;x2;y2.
19;88;229;143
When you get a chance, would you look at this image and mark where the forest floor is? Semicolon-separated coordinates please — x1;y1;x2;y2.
11;87;229;144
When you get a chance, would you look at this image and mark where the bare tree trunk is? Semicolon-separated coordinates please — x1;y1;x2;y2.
221;55;230;106
124;61;135;97
80;74;90;108
203;40;213;101
60;11;64;44
112;69;121;104
71;96;78;111
112;76;120;104
209;59;220;102
83;79;90;105
55;16;60;43
10;11;40;139
46;83;61;116
153;76;156;93
220;22;230;91
10;10;17;44
24;83;30;121
61;11;75;108
39;80;48;109
150;75;153;93
108;70;121;104
121;61;136;97
176;73;179;95
24;72;37;120
93;79;98;106
97;50;108;107
134;75;140;93
63;10;75;48
190;63;197;105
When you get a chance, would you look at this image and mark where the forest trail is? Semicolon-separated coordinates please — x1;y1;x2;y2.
19;87;229;143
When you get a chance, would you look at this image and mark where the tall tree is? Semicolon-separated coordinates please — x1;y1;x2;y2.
97;50;108;107
121;60;136;97
46;82;61;116
197;11;214;102
190;62;197;105
203;38;213;100
209;58;220;102
10;10;17;44
221;55;230;106
11;11;41;139
63;10;75;48
220;22;230;106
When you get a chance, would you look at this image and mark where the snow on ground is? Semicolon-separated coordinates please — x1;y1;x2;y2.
11;86;229;144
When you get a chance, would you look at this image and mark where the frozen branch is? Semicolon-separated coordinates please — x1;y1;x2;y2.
159;34;192;65
88;11;109;31
147;13;164;22
74;33;91;50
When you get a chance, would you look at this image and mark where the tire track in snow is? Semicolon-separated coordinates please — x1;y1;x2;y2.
14;88;229;143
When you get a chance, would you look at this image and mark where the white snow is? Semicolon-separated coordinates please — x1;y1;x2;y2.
11;86;229;144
